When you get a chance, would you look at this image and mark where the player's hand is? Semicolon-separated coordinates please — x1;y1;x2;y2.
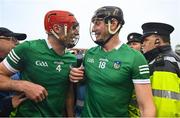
21;81;48;102
69;67;84;83
12;93;27;108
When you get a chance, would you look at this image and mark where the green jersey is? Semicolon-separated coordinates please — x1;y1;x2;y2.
82;43;150;117
3;39;76;116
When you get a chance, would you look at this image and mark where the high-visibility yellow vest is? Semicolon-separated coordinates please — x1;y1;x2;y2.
150;55;180;117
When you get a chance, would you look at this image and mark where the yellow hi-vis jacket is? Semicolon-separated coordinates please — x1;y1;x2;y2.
149;52;180;117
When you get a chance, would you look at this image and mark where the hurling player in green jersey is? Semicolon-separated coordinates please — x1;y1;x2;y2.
69;6;156;117
0;10;79;117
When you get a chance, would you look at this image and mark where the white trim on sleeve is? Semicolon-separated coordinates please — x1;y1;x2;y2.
132;79;150;84
2;58;19;73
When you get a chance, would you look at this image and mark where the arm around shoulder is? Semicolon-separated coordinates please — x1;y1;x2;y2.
0;62;48;102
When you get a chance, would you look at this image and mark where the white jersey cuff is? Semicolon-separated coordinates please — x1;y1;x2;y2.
2;58;19;73
132;79;150;84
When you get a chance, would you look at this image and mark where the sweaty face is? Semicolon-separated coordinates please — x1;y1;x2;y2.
90;18;109;42
60;23;80;48
128;42;142;51
69;23;80;39
142;35;157;53
66;23;80;48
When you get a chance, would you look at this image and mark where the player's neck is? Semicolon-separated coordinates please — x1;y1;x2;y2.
103;36;120;52
48;37;65;55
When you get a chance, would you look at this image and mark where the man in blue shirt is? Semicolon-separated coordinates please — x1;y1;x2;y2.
0;27;27;116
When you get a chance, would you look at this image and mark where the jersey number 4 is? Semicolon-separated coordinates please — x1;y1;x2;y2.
56;65;62;72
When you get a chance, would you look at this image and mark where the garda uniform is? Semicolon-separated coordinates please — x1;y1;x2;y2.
127;32;142;45
142;22;180;117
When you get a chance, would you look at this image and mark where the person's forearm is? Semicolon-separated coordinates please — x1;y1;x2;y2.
140;105;156;117
0;75;13;90
66;83;75;117
0;75;25;92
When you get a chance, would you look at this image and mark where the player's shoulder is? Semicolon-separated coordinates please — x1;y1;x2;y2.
65;50;76;59
18;39;44;48
121;44;143;56
86;46;100;54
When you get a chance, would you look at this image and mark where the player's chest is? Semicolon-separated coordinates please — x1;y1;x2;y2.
84;53;132;81
26;55;74;74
